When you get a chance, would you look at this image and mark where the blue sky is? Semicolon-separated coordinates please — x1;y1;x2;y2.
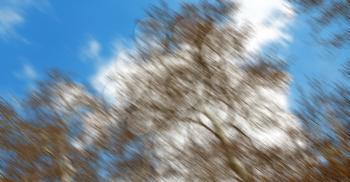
0;0;348;109
0;0;158;98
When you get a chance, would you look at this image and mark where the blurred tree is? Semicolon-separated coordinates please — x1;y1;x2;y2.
290;0;350;181
296;77;350;181
0;73;100;181
4;0;350;181
0;72;150;181
108;0;306;181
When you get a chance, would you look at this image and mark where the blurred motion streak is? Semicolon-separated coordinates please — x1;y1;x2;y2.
0;0;350;181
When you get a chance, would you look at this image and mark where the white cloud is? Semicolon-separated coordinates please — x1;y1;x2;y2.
80;38;102;61
0;0;51;40
22;63;37;80
235;0;295;53
0;8;24;39
15;63;37;81
92;47;132;101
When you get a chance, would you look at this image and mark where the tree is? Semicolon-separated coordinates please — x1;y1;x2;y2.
289;0;350;180
0;72;149;181
0;73;99;181
295;78;350;180
4;0;345;181
106;0;306;181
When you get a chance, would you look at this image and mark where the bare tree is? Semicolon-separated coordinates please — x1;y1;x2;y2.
0;73;99;181
0;72;149;181
5;0;346;181
295;77;350;181
106;0;306;181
